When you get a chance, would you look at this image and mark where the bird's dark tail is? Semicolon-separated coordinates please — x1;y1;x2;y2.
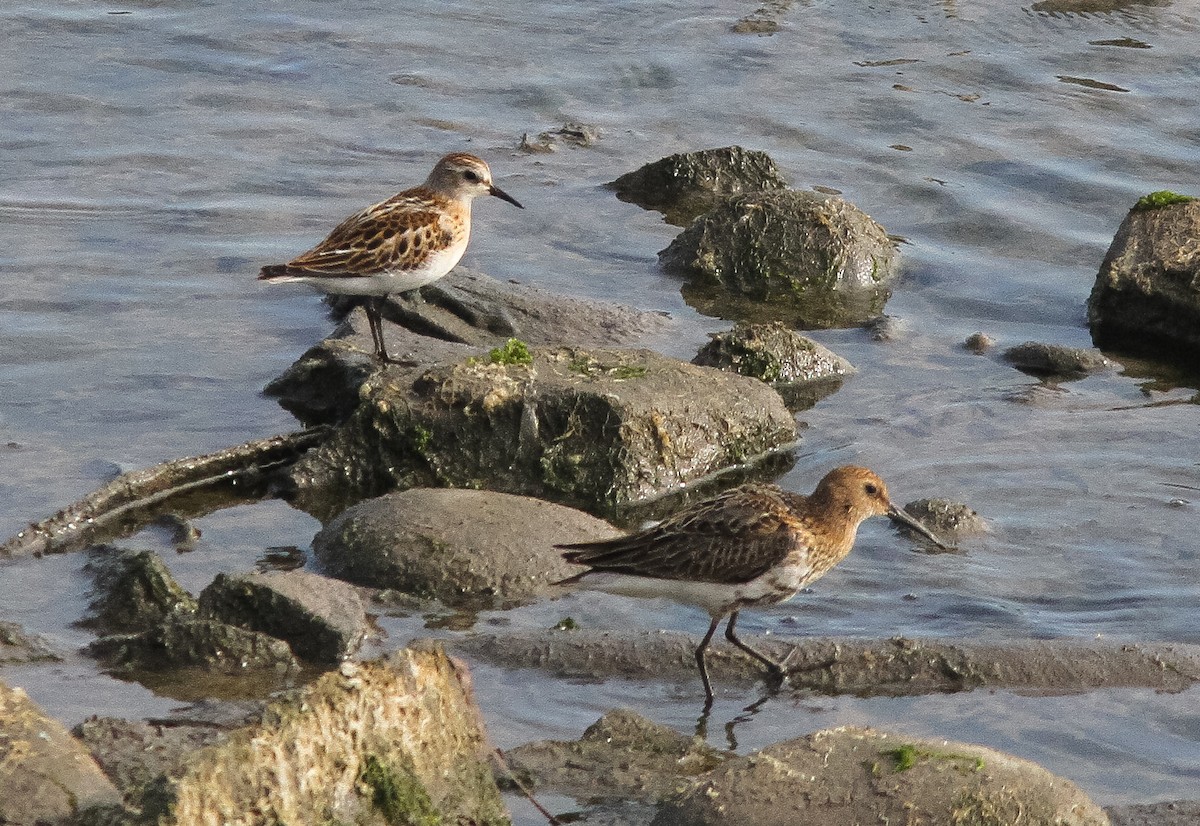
258;264;292;281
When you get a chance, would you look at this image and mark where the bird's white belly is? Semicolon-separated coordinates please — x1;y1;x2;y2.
294;243;467;296
574;566;810;617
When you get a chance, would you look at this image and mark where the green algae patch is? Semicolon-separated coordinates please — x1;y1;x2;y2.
362;755;441;826
1133;190;1195;211
488;338;533;366
881;743;985;774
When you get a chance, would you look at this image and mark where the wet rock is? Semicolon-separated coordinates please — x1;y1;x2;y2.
1108;800;1200;826
652;726;1108;826
0;620;59;664
81;548;198;634
660;189;896;329
607;146;790;225
451;631;1200;697
732;16;781;35
74;716;231;806
519;121;600;152
864;313;906;341
86;616;299;675
1002;341;1113;378
964;331;995;353
504;708;726;801
148;647;507;826
1088;194;1200;366
265;267;671;425
902;498;987;543
198;569;367;663
693;321;854;410
283;346;797;521
0;680;122;823
313;488;618;608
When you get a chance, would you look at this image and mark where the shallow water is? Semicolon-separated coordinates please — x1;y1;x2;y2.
2;0;1199;816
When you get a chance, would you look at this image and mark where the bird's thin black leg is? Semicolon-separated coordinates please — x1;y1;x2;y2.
725;611;785;678
365;297;389;363
695;615;722;708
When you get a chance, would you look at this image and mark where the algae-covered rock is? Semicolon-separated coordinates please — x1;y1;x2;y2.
312;488;618;608
693;321;855;410
504;709;726;802
0;680;122;823
283;346;797;520
660;189;896;328
86;616;299;675
608;146;790;225
198;569;367;662
652;726;1109;826
1088;195;1200;366
81;548;198;634
264;268;671;425
150;647;508;826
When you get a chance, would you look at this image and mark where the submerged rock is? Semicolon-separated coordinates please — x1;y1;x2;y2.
693;321;855;410
0;620;59;664
312;488;618;608
607;146;790;225
81;548;198;635
0;680;122;823
652;726;1109;826
1002;341;1113;379
660;189;896;328
283;346;797;520
198;570;367;663
146;647;507;826
504;709;725;802
901;498;987;543
1088;194;1200;366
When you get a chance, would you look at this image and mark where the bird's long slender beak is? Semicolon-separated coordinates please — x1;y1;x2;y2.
489;185;524;209
887;504;950;550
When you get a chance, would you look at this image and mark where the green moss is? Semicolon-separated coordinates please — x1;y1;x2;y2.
488;338;533;366
361;755;441;826
880;744;984;774
1133;190;1195;211
612;365;648;379
408;425;432;453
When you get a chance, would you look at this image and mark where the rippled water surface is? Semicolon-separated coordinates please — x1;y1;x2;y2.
3;0;1199;815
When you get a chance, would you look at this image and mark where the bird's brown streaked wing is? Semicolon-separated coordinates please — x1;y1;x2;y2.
283;199;449;276
559;484;800;584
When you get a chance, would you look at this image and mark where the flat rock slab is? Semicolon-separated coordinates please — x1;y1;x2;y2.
198;569;368;662
660;189;896;329
1088;195;1200;365
151;647;507;826
652;725;1108;826
0;680;122;824
450;631;1200;697
313;488;619;608
265;267;673;425
86;616;300;675
283;346;798;520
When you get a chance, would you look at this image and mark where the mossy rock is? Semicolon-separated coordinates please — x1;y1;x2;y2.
283;346;797;520
660;189;896;329
1088;196;1200;368
607;146;790;226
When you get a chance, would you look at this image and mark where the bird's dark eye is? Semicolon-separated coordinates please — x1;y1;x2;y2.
463;170;480;182
864;483;879;496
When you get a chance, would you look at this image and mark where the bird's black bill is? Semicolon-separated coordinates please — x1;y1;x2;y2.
490;185;524;209
887;505;950;550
